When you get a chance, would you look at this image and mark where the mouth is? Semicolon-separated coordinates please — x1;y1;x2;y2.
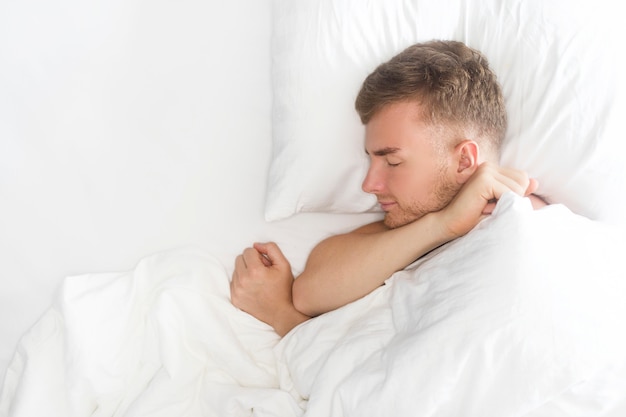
378;201;396;212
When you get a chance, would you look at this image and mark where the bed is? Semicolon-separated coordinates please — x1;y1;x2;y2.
1;0;625;416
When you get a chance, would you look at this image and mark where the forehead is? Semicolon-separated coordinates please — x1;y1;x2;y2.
364;101;435;153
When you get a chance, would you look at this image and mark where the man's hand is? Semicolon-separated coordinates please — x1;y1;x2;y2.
230;242;310;337
438;162;538;238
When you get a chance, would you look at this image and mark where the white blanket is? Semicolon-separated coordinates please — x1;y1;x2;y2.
2;193;625;417
1;250;298;417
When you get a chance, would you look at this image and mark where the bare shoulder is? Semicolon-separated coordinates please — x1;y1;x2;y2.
303;220;388;269
308;220;388;258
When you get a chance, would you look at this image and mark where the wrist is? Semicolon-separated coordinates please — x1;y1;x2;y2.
273;304;310;337
423;210;457;243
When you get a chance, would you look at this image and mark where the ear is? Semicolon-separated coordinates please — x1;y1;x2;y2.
454;140;479;184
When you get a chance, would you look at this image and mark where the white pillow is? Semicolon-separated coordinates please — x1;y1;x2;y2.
265;0;626;225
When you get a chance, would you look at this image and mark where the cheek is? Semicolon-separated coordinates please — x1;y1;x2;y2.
395;167;439;200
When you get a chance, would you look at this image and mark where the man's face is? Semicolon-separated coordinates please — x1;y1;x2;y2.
362;101;461;229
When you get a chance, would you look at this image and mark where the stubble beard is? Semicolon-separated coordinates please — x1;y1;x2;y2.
383;175;461;229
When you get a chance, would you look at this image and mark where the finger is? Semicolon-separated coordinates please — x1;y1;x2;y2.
490;170;531;199
260;254;272;267
526;178;539;196
482;201;497;215
254;242;284;266
498;168;530;192
494;170;538;198
471;163;524;201
235;254;246;272
254;242;288;268
230;273;239;297
230;269;239;295
252;243;273;266
242;247;264;268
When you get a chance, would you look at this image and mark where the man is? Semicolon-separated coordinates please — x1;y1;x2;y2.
230;40;546;336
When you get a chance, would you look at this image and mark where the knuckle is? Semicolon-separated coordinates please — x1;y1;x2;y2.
248;267;264;280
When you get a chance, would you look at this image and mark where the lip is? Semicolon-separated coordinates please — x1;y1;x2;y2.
378;201;396;211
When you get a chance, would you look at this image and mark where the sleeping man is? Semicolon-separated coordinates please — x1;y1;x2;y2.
230;40;547;336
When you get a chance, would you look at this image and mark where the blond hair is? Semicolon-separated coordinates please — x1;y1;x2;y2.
355;40;506;159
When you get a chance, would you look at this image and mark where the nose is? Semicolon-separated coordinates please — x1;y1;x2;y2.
362;164;383;194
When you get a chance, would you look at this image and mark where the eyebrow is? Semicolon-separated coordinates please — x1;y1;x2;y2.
365;147;401;156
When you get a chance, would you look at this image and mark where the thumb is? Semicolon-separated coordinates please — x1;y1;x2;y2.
526;178;539;196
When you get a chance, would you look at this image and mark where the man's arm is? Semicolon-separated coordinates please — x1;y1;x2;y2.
292;214;447;316
292;163;538;316
231;163;537;335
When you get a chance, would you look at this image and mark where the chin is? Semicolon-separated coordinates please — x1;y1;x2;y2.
383;212;423;229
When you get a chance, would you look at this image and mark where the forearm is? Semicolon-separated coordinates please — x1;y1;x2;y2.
292;211;453;316
272;305;311;337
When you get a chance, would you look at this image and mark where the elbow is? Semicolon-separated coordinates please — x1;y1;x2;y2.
292;277;317;317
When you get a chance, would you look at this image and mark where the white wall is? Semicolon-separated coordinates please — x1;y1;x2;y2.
0;0;277;382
